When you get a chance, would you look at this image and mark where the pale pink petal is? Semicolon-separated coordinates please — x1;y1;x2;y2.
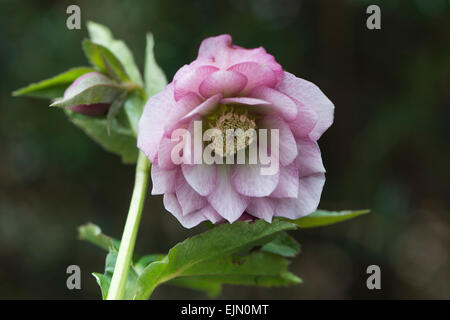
198;205;224;224
288;100;319;138
164;92;203;134
274;173;325;219
228;61;277;93
250;86;298;121
138;85;175;162
296;138;325;177
174;65;219;101
175;174;207;216
157;136;179;170
207;165;250;222
180;93;222;121
163;194;207;228
182;163;217;196
276;72;334;140
150;165;177;195
246;198;275;222
231;164;279;197
199;70;247;98
260;115;298;166
220;97;270;106
270;163;299;198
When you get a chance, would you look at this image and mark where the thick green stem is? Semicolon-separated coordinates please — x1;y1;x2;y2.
107;151;150;300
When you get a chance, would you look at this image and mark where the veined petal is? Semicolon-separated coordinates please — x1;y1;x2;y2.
231;163;279;197
270;163;299;198
182;163;217;196
163;194;207;228
228;61;277;93
199;70;247;98
151;165;177;195
175;174;207;216
246;198;275;223
296;138;326;177
250;86;298;121
174;65;219;101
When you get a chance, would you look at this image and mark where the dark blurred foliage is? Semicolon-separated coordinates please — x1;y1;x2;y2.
0;0;449;299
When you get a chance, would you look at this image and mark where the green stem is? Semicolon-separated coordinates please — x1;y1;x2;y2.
106;151;151;300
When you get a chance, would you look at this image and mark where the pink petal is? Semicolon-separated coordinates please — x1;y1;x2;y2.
199;70;247;98
175;174;207;216
150;165;177;195
164;92;203;134
274;173;325;219
207;165;250;223
296;138;325;177
288;100;318;138
276;72;334;140
260;115;298;166
250;86;298;121
231;163;279;197
163;194;207;228
157;136;179;170
199;205;224;224
174;65;219;101
228;61;277;93
182;163;217;196
138;85;175;162
220;97;270;106
246;198;275;223
270;163;299;198
180;94;222;122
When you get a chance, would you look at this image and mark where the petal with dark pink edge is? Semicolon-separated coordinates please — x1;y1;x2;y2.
174;65;219;101
246;198;275;223
175;174;207;216
163;194;207;228
138;85;175;163
180;93;222;122
182;163;217;196
199;70;247;98
69;103;110;116
228;62;277;93
250;86;298;121
274;173;325;219
151;165;177;195
231;163;279;197
260;115;298;167
296;138;325;177
270;163;299;198
207;165;250;223
276;72;334;140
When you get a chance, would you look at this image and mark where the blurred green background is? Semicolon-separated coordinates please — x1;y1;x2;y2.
1;0;449;299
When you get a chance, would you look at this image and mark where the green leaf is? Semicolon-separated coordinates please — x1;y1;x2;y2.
166;277;222;297
65;109;138;164
144;33;167;97
50;72;121;108
107;91;129;135
87;21;143;86
12;67;94;99
261;232;300;257
78;223;120;251
289;209;371;228
82;40;129;82
123;91;145;136
93;251;138;300
135;219;297;299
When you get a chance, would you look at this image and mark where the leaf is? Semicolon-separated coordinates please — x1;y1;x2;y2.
166;277;222;297
261;232;300;257
289;209;370;228
123;91;145;136
12;67;94;99
78;223;120;251
50;72;121;108
87;21;143;85
107;91;129;135
82;40;129;82
93;251;138;300
65;109;138;163
144;33;167;97
135;219;297;299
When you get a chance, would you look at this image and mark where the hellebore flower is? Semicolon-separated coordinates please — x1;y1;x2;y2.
62;72;117;116
138;35;334;228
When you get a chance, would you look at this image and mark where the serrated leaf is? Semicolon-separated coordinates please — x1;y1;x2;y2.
261;232;300;257
51;72;121;108
144;33;167;97
87;21;143;85
12;67;94;99
135;219;297;299
65;109;138;163
82;40;129;82
290;209;370;228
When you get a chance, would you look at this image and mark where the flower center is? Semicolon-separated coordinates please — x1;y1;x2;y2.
209;107;257;157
